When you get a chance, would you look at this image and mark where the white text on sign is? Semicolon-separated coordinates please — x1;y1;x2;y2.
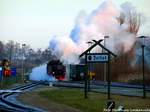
87;54;108;62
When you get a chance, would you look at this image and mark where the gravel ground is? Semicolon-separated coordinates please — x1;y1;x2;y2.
17;85;81;112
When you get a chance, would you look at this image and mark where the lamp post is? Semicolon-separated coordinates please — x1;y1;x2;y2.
139;36;147;98
22;44;26;83
104;36;109;82
29;49;33;61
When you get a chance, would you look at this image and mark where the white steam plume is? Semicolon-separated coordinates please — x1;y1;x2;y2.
29;64;56;81
49;0;141;64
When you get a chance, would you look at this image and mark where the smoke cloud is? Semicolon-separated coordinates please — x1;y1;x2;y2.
29;64;56;81
49;0;141;64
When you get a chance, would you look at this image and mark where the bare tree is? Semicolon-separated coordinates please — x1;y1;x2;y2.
5;40;15;62
128;11;141;34
0;41;5;60
117;10;141;34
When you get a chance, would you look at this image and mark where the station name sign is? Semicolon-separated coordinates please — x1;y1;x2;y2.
87;53;108;63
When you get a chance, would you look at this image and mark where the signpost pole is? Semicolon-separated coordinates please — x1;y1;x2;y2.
107;53;111;100
84;53;88;98
142;45;146;98
87;41;93;92
87;65;90;92
87;53;89;92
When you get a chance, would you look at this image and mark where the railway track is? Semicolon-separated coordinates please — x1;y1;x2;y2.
47;81;150;91
1;80;149;111
51;81;150;97
0;82;42;112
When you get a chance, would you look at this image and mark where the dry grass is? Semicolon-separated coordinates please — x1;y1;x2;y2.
18;86;81;112
17;86;150;112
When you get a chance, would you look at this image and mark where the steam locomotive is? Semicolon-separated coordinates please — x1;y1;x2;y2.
47;60;66;81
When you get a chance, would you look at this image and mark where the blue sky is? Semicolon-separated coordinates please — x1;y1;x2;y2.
0;0;150;49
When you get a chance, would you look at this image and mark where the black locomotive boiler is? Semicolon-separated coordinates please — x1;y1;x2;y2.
47;60;66;81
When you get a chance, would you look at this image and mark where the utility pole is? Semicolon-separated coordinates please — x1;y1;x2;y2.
142;44;146;98
139;36;147;98
22;44;26;83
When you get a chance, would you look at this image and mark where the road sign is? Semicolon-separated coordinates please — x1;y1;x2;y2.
11;68;17;76
87;53;108;63
4;70;11;77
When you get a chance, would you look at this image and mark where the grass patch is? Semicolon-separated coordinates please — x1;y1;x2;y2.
39;89;105;112
38;88;150;112
0;75;23;89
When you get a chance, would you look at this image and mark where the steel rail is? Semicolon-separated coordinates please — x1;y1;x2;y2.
0;82;41;112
